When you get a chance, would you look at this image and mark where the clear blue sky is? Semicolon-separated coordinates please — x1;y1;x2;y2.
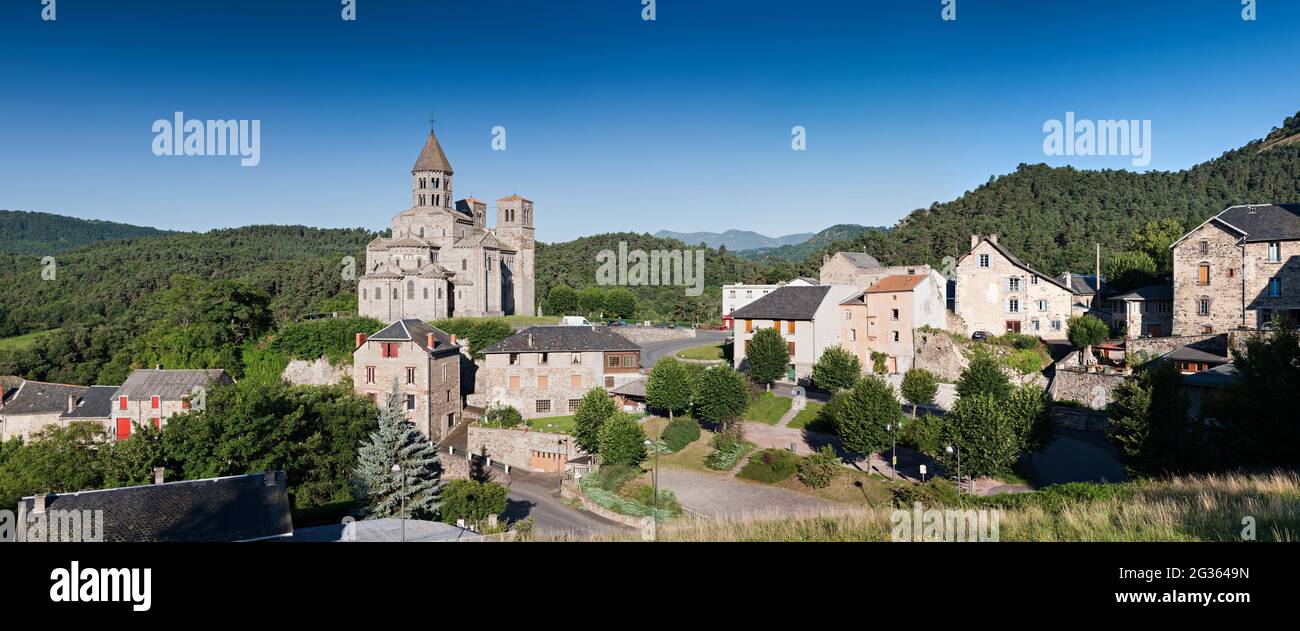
1;0;1297;243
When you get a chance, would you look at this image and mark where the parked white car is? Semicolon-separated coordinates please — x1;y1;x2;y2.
560;316;593;326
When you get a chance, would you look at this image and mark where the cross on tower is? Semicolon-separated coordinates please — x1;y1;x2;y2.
428;113;436;132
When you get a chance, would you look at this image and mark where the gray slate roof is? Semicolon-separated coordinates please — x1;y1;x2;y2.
63;385;118;419
1216;204;1300;242
1183;363;1238;388
20;472;293;542
611;378;646;398
117;369;232;400
838;252;881;269
0;381;89;416
1164;345;1230;364
483;326;640;354
1113;284;1173;301
959;237;1072;292
731;285;832;320
1056;273;1101;295
367;319;460;355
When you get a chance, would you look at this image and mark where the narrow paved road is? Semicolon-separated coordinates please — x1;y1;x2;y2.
503;471;625;538
639;330;728;369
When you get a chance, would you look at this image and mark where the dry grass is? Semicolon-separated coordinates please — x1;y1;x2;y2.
535;471;1300;542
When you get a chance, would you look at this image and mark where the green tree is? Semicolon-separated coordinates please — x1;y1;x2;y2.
1213;318;1300;469
604;288;638;320
939;393;1020;479
645;357;692;420
547;284;579;315
439;479;508;527
572;388;617;455
900;368;939;419
831;376;901;457
0;423;106;509
577;286;606;317
955;353;1012;401
693;365;750;431
811;346;861;392
353;384;443;519
1108;361;1195;476
482;403;523;428
1067;314;1109;365
745;327;789;388
1005;384;1055;457
597;412;647;467
1101;251;1159;292
1130;218;1184;273
100;423;164;488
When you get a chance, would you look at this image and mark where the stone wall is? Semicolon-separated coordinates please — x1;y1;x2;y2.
467;425;585;472
560;479;653;538
1126;333;1223;361
1172;221;1243;335
617;326;696;345
1048;353;1129;410
912;329;968;382
281;356;352;386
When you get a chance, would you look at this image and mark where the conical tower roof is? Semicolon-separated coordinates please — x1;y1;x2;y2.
412;129;453;174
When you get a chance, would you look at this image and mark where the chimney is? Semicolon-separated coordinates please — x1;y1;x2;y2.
970;235;981;249
264;470;279;487
988;234;999;244
527;333;534;348
356;333;368;348
67;394;76;414
153;467;165;485
427;332;436;349
450;334;458;346
34;493;50;513
1095;243;1102;296
1064;271;1072;289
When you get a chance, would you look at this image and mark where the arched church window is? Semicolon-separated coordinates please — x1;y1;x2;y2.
407;280;415;300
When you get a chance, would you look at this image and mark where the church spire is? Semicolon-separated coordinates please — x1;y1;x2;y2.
412;128;453;175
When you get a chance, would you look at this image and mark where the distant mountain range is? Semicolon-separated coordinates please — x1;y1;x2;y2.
737;224;881;261
0;210;173;255
653;229;815;251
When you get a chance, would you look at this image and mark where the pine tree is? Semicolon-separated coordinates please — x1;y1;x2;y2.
354;384;443;519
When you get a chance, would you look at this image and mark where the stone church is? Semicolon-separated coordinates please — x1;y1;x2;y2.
358;128;536;320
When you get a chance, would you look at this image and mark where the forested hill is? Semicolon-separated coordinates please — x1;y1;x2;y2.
792;109;1300;277
740;224;879;261
0;210;173;254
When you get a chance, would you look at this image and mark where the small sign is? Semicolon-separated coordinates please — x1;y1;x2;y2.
919;464;927;476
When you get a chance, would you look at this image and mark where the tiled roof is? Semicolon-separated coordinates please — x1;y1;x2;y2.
1113;284;1173;301
1164;345;1230;364
482;326;640;354
731;286;832;320
1215;204;1300;242
958;236;1072;292
611;378;646;397
20;472;293;542
498;194;530;202
63;385;118;419
866;274;927;293
367;319;459;354
836;251;881;269
412;129;453;174
116;369;232;400
0;381;90;415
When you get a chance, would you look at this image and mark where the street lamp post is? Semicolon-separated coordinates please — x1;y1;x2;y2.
644;439;659;542
886;423;898;481
391;461;406;542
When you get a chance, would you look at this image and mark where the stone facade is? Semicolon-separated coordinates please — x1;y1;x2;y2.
1172;220;1246;334
358;129;535;320
616;326;696;345
353;320;464;443
111;369;233;440
953;235;1073;338
467;425;583;473
469;348;641;419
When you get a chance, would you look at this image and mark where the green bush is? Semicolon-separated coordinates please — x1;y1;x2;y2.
439;479;508;526
579;474;677;520
595;463;640;493
481;403;523;428
797;445;841;488
891;477;962;508
597;412;647;466
704;432;751;471
901;413;945;455
660;416;701;452
625;482;682;517
737;448;800;483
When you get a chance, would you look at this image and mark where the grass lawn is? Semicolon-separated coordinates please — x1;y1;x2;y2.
642;415;727;473
503;315;562;328
0;328;60;351
526;414;575;434
675;343;724;361
745;392;792;424
786;401;825;429
776;468;897;507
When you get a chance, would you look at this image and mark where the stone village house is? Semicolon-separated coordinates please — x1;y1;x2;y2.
1171;204;1300;334
838;274;947;374
467;326;642;420
353;319;464;443
952;235;1075;338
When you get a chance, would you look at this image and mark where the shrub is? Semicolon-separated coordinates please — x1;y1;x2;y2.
704;432;750;471
901;413;945;455
481;403;523;428
891;477;962;508
439;479;508;526
812;346;861;392
597;412;647;467
661;416;701;452
625;482;682;517
797;445;841;488
594;463;640;493
1067;314;1109;351
737;448;800;483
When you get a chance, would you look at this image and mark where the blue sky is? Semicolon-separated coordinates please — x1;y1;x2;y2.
1;0;1297;243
